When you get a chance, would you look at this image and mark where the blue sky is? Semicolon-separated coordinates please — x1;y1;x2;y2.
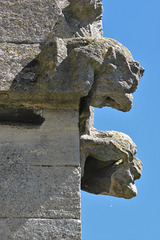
81;0;160;240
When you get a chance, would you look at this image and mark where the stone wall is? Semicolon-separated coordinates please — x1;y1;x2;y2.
0;0;102;239
0;109;81;239
0;1;144;239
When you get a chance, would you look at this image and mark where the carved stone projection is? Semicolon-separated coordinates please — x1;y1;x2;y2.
0;37;144;109
81;129;142;199
0;0;144;239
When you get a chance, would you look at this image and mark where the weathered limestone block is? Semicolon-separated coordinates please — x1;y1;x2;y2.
0;108;81;238
63;0;103;38
81;129;142;199
0;0;103;108
0;43;41;91
80;105;95;135
0;165;80;219
0;219;81;240
0;0;102;43
0;109;79;166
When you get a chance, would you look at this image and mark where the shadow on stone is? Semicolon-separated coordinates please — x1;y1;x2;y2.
0;106;44;126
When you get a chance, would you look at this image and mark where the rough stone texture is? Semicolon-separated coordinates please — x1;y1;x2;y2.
0;38;144;111
81;129;142;199
0;0;102;43
0;0;103;109
0;109;79;166
0;43;41;90
0;165;80;219
0;109;81;239
0;219;81;240
80;105;94;135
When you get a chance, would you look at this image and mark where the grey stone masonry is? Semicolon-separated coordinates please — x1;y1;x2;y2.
0;0;144;239
1;0;101;238
0;219;81;240
0;0;102;43
0;110;81;240
0;110;79;166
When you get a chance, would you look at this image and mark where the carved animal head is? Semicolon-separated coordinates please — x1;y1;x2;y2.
81;130;142;199
109;157;142;199
67;37;144;112
89;39;145;111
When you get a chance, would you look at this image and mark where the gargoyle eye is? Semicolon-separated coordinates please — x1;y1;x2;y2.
130;64;139;74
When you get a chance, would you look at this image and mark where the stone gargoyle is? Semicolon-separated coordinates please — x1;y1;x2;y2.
6;37;144;199
7;37;144;110
81;127;142;199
